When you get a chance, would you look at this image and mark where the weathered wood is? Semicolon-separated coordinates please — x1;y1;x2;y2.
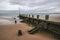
37;15;39;19
29;14;30;17
45;15;49;20
18;30;22;36
32;15;34;18
18;14;60;35
28;22;45;34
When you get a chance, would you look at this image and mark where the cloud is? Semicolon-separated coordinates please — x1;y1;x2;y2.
0;0;6;2
54;8;60;12
0;0;19;10
10;0;60;11
10;0;47;7
10;0;60;7
0;0;60;13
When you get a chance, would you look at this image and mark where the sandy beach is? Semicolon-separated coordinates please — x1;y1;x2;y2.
0;23;57;40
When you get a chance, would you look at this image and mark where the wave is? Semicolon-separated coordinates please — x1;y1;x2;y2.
0;16;12;19
0;19;13;25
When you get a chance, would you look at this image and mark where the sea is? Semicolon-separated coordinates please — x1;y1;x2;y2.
0;10;60;25
0;11;21;25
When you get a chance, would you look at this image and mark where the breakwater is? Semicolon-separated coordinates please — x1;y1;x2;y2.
18;14;60;36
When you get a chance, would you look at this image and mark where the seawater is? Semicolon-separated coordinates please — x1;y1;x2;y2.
0;13;60;25
0;13;20;25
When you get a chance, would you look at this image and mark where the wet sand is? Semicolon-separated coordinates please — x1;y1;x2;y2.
0;23;57;40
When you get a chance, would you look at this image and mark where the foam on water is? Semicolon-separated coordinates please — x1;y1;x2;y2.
0;13;21;25
0;19;12;25
0;16;12;19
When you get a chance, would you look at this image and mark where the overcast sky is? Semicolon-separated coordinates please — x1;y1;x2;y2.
0;0;60;13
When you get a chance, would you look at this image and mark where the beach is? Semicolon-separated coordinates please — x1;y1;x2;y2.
0;14;60;40
0;23;56;40
0;0;60;40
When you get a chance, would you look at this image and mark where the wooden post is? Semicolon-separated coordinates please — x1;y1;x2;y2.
28;14;30;24
37;15;39;19
45;15;49;20
29;14;30;17
32;15;34;18
44;15;49;30
31;15;34;24
37;15;39;24
18;30;22;36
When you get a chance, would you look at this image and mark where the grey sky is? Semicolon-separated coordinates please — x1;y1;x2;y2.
0;0;60;13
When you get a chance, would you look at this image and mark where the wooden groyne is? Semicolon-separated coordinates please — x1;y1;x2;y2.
18;14;60;35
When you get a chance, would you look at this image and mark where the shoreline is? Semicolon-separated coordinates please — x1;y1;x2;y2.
0;19;21;25
0;23;56;40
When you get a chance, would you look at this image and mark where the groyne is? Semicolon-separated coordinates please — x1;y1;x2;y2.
18;14;60;36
